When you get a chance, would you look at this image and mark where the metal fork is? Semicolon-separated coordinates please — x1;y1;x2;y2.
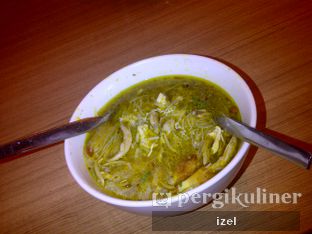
215;115;312;169
0;112;111;160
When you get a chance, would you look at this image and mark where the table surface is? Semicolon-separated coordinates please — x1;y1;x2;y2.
0;1;311;233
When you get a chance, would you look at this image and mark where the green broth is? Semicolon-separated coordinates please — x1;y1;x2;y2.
84;75;241;200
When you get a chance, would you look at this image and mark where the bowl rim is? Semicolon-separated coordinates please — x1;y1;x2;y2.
64;54;257;208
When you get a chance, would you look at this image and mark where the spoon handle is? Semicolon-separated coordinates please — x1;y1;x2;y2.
0;117;102;160
216;116;312;169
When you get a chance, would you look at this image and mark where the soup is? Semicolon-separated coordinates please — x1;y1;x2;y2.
84;75;240;200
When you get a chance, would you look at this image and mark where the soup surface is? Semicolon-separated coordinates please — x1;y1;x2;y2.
84;75;240;200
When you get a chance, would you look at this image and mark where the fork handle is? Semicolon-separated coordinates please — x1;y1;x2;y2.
0;117;102;160
216;116;312;169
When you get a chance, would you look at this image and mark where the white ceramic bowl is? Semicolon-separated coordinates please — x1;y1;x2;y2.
64;54;257;215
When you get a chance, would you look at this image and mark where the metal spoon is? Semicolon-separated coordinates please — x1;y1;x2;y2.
215;115;312;169
1;112;311;169
0;111;111;160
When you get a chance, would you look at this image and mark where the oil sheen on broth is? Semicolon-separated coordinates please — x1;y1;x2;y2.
84;75;241;200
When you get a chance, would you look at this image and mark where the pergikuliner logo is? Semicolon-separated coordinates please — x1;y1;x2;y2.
152;192;172;208
152;187;302;208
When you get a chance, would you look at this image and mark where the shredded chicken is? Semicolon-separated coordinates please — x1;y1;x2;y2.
109;124;132;161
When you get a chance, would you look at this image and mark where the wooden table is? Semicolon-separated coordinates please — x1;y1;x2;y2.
0;1;311;233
